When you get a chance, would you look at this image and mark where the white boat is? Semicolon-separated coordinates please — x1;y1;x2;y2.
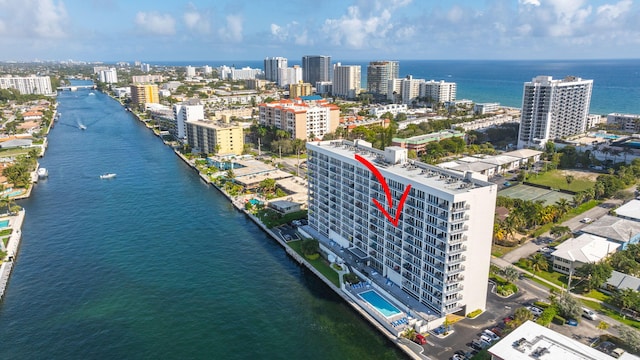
79;124;87;130
37;168;48;178
89;92;95;96
100;173;116;179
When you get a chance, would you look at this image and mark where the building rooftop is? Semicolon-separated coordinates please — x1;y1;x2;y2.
503;148;543;159
615;200;640;222
489;321;619;360
392;130;464;145
308;140;495;194
581;215;640;244
606;270;640;291
551;233;620;264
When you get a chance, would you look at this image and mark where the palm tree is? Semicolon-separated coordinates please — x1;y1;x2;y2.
530;253;549;273
503;266;520;283
554;199;571;219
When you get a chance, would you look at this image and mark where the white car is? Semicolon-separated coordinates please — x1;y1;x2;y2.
483;329;500;341
528;306;544;316
580;217;594;224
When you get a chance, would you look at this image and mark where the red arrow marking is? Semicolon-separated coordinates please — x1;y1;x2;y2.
355;154;412;227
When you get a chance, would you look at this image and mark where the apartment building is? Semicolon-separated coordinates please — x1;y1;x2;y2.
173;101;204;141
98;68;118;84
333;64;361;99
0;75;53;95
259;98;339;140
607;113;640;133
185;66;196;78
517;75;593;149
264;57;288;82
131;75;164;84
278;66;303;87
185;119;244;156
302;55;331;85
420;80;456;103
130;84;159;107
367;61;399;97
306;140;497;316
289;81;313;99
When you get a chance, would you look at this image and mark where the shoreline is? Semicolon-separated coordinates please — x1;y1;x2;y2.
116;94;426;359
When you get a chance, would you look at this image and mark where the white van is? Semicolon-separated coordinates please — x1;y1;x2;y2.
582;307;597;320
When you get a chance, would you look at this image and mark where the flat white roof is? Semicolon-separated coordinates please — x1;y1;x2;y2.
489;321;616;360
615;200;640;221
551;234;620;263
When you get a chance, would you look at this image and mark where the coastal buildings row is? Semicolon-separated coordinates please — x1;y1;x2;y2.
0;75;53;95
306;139;498;317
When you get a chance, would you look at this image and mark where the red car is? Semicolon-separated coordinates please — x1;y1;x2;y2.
414;334;427;345
503;316;514;324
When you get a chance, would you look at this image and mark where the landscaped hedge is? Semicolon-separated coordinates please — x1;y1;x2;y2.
467;309;483;318
534;301;551;309
553;315;566;325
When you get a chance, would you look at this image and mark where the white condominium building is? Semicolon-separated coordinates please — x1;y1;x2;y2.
401;76;425;105
517;75;593;149
307;140;497;316
264;57;288;82
173;101;204;141
333;64;361;99
99;68;118;84
367;61;399;97
277;65;303;87
607;113;640;133
420;80;456;103
186;66;196;78
0;75;53;95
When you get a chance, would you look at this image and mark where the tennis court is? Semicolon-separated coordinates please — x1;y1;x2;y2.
499;184;572;206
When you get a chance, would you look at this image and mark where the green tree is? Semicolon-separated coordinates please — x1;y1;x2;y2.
553;291;581;320
529;253;549;273
258;178;277;194
502;266;520;283
618;326;640;353
509;306;534;328
575;262;613;292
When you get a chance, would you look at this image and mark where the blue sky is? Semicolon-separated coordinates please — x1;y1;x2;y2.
1;0;639;62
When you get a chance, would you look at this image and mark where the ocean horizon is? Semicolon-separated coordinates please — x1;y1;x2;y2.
140;59;640;115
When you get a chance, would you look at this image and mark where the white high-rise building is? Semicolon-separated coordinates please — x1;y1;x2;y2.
333;64;361;99
186;66;196;78
264;57;288;82
99;68;118;84
307;140;497;317
367;61;399;97
0;75;53;95
387;78;403;103
202;65;213;75
518;75;593;149
420;80;456;103
277;65;303;87
173;101;204;141
401;75;425;105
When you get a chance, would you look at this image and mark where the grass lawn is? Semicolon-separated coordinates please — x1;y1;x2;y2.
491;244;519;258
580;299;640;329
288;240;340;287
526;170;594;192
256;209;308;229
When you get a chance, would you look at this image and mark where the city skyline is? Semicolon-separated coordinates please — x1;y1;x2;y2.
1;0;640;62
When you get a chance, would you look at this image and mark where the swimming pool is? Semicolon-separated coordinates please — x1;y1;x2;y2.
359;290;402;318
5;190;23;197
0;220;9;228
594;133;620;140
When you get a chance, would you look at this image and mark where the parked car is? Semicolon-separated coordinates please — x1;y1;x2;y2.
581;217;594;223
480;334;494;344
582;307;598;320
527;306;544;316
483;329;500;341
450;355;465;360
414;333;426;345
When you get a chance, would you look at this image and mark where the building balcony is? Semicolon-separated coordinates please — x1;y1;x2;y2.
447;265;466;275
445;275;464;284
450;215;469;224
450;225;468;234
444;294;463;306
447;245;467;255
448;256;466;265
444;285;464;295
451;204;470;213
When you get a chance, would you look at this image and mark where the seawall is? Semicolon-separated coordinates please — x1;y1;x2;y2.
0;209;26;301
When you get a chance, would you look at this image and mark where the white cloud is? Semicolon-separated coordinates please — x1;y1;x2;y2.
294;29;311;46
0;0;69;38
597;0;632;20
519;0;541;6
321;0;408;49
270;23;287;41
218;14;242;42
183;3;210;34
135;12;176;36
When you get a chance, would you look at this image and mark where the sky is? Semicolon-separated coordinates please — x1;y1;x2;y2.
1;0;639;62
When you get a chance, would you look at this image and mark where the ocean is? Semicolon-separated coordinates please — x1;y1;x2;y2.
148;59;640;115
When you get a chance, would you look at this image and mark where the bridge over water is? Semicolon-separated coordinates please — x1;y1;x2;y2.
57;85;96;91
